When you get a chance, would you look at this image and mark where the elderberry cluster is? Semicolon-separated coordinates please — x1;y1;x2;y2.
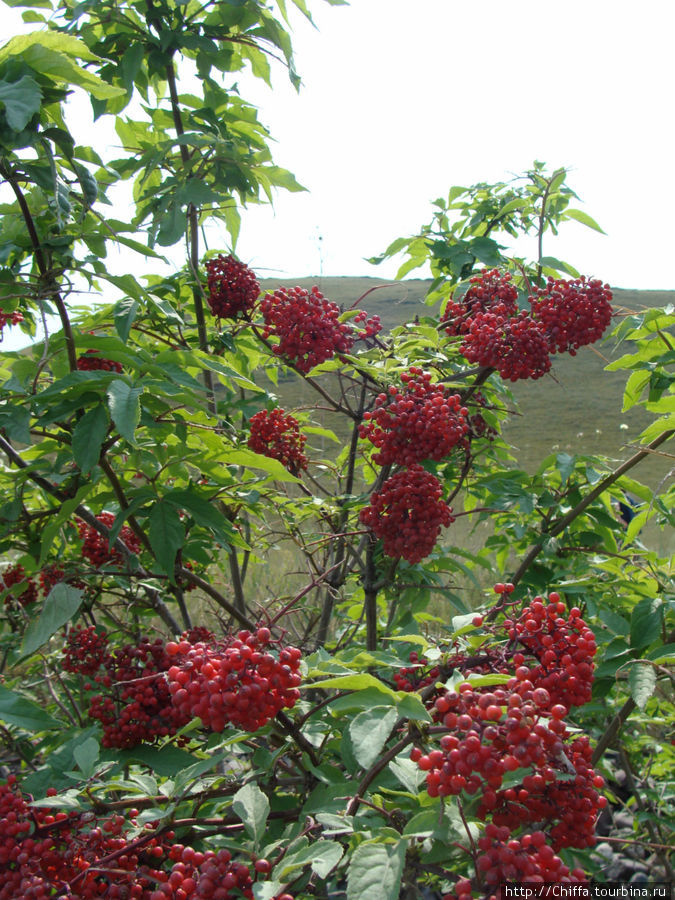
442;268;614;381
260;285;380;374
205;254;260;319
39;564;86;596
0;307;23;336
87;636;190;748
0;564;38;606
409;588;606;896
76;351;123;373
166;627;302;732
461;307;552;382
359;465;454;564
62;625;108;676
0;776;292;900
77;513;142;569
506;593;596;709
359;368;469;466
442;269;518;336
248;408;308;474
0;776;171;899
530;276;613;354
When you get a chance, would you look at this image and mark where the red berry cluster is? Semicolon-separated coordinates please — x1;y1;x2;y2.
77;512;142;569
0;564;38;606
359;368;469;466
487;732;605;851
76;350;123;373
166;627;302;732
461;306;552;381
39;564;86;596
472;825;587;891
530;276;613;355
409;588;605;896
505;593;596;709
87;636;190;748
359;465;454;564
393;650;440;692
205;254;260;319
62;625;108;676
154;846;292;900
260;285;380;374
248;408;308;474
0;308;23;335
442;269;518;336
0;776;171;899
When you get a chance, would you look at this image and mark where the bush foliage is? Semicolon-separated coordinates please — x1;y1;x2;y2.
0;1;672;897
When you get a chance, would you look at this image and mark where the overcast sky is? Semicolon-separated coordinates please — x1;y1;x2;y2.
3;0;675;349
230;0;675;290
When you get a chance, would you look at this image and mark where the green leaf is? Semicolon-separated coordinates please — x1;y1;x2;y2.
304;674;398;700
628;663;657;709
232;782;269;847
21;584;83;658
106;380;142;444
148;502;184;579
396;692;432;723
563;208;606;234
163;490;234;543
71;404;108;473
388;754;424;794
0;73;42;132
346;840;406;900
348;707;398;769
73;736;100;778
275;840;344;880
0;684;62;731
114;298;140;344
630;597;663;649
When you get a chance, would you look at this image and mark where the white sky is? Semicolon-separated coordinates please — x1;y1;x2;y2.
2;0;675;352
230;0;675;290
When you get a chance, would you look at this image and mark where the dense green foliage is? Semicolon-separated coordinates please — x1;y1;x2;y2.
0;1;672;897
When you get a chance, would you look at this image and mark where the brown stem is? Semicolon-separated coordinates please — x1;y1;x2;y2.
228;549;247;617
346;731;414;816
165;60;216;412
177;565;255;630
592;697;636;766
316;383;366;646
364;534;378;652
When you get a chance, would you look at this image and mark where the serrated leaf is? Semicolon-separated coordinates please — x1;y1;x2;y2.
0;685;62;731
21;584;83;658
232;782;269;848
396;692;432;723
348;707;397;769
73;736;99;777
71;404;108;473
564;207;606;234
346;840;406;900
304;674;398;700
630;597;663;649
148;502;184;579
0;72;42;132
388;755;424;794
628;663;657;709
276;840;344;880
114;298;140;344
106;380;142;444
